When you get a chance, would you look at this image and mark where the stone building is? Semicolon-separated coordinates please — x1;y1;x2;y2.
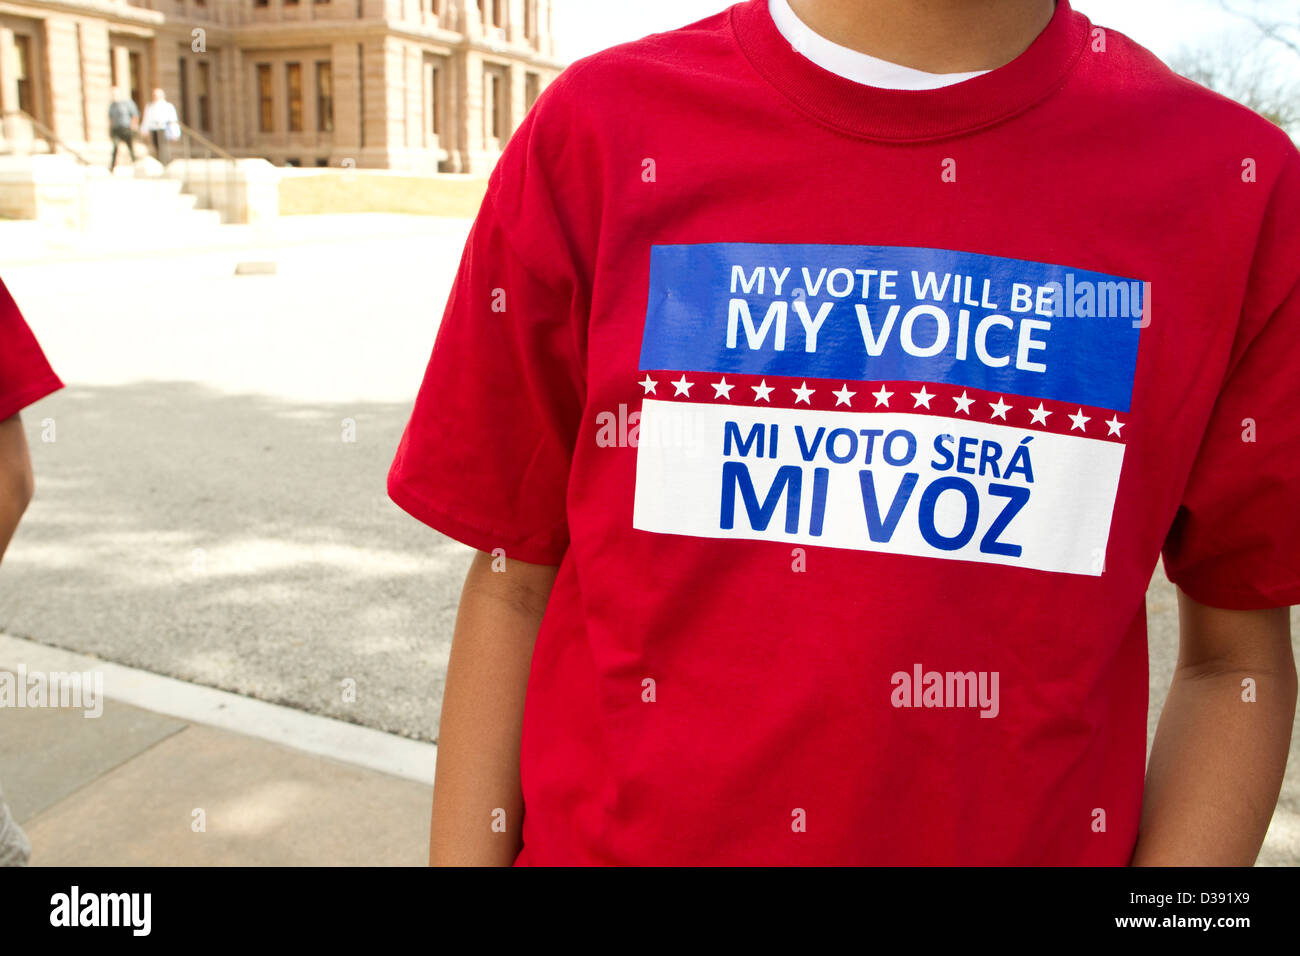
0;0;564;172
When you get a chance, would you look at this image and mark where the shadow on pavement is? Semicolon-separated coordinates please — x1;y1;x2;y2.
0;381;471;742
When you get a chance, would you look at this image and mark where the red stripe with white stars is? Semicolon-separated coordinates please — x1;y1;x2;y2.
636;372;1127;442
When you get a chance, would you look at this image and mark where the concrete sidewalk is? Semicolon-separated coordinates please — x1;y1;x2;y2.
0;636;433;866
4;623;1299;865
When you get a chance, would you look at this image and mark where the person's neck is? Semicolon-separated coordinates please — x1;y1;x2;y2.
784;0;1057;74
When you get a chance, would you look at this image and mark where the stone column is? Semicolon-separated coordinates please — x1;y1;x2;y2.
224;44;243;150
79;17;112;158
155;37;181;115
111;45;131;100
355;36;401;167
44;15;86;147
460;47;486;174
508;60;525;136
0;26;16;150
463;0;482;33
507;0;523;45
329;40;362;167
403;42;424;166
441;48;462;173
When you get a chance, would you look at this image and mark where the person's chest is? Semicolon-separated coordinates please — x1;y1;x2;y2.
564;101;1247;588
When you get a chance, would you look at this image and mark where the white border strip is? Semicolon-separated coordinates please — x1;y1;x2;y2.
0;634;436;785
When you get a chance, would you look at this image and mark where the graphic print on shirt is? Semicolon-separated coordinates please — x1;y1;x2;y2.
632;243;1145;576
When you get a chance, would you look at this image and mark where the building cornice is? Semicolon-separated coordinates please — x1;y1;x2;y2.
0;2;568;69
0;0;163;27
167;18;566;70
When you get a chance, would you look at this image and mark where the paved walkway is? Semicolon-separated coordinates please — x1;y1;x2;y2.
0;636;432;866
1;215;459;866
0;215;477;739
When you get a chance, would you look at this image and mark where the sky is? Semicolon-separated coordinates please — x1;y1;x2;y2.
551;0;1294;73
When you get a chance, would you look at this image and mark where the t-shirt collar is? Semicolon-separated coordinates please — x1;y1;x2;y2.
768;0;991;90
731;0;1090;142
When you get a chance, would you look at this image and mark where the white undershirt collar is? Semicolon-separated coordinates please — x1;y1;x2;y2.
768;0;991;90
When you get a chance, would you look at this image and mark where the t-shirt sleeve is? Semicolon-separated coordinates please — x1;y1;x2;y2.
1162;147;1300;610
0;276;63;422
387;100;588;565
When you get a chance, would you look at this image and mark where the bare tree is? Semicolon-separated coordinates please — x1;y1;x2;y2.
1170;3;1300;133
1215;0;1300;58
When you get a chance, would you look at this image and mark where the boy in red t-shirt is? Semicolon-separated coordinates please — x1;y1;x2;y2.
389;0;1299;865
0;277;63;865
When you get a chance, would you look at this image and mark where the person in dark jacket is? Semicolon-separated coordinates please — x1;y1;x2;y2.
108;87;139;171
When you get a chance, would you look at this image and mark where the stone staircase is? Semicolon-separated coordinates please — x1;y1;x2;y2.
0;154;224;235
82;166;224;232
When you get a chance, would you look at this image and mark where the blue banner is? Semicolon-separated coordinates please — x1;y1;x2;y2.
639;243;1143;412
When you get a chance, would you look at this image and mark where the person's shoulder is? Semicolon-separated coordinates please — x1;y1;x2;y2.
489;5;741;190
531;6;740;122
1085;19;1298;162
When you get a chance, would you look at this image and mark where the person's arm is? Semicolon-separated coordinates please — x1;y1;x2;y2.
1132;588;1296;865
0;413;35;564
429;550;557;866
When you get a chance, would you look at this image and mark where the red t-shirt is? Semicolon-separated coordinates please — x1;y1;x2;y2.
389;0;1300;864
0;278;62;422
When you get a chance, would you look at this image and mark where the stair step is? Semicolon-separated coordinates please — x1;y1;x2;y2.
4;160;227;233
79;194;224;230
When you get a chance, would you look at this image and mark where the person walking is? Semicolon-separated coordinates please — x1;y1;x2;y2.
107;87;138;171
140;88;180;168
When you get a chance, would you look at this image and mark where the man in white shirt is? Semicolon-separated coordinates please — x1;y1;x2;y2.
139;88;180;167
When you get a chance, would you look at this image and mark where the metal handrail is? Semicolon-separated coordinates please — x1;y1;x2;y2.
167;118;239;224
173;119;238;162
3;109;242;225
1;109;94;165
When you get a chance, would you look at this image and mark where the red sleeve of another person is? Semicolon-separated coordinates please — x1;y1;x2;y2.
0;277;63;422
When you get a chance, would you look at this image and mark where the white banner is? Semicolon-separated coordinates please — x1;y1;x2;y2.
632;399;1125;576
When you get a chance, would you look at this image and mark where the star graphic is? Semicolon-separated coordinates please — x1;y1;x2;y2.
1106;415;1125;436
1068;408;1090;432
832;384;856;407
712;378;734;399
792;381;815;404
752;379;774;402
872;385;893;407
952;391;974;414
1028;402;1052;425
988;396;1011;420
671;375;693;397
911;386;935;409
638;375;657;395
